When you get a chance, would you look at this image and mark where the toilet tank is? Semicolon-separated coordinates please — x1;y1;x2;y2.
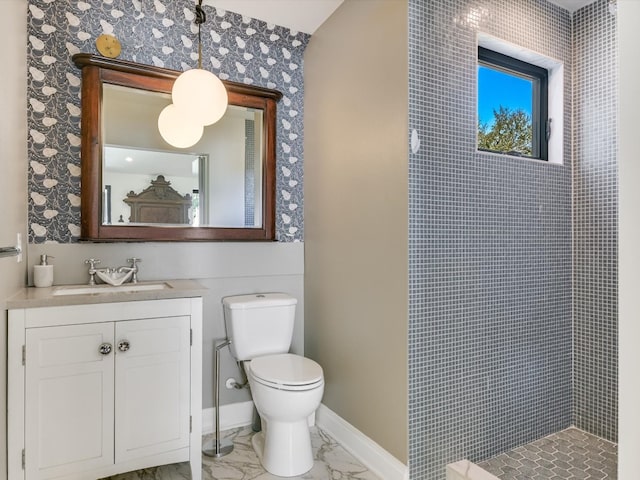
223;293;297;361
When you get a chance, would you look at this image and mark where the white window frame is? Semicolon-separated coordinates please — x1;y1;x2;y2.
477;33;564;165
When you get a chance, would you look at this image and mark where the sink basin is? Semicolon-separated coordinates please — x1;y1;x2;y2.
53;282;171;296
95;269;133;286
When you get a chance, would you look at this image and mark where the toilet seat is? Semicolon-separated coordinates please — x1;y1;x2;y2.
247;353;323;391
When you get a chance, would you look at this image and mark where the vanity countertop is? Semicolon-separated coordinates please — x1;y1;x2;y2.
7;279;206;309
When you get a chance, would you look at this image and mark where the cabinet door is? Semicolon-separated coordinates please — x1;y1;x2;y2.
25;322;115;480
114;316;191;462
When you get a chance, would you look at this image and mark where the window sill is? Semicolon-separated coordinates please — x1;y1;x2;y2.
476;149;565;166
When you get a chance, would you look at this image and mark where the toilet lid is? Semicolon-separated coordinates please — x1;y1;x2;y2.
249;353;323;387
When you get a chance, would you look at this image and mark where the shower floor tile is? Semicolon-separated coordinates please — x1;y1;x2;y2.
478;427;617;480
103;426;380;480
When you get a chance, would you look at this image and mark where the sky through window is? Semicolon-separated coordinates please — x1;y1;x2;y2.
478;65;533;126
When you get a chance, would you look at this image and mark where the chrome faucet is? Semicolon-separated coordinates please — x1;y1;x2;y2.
85;257;141;285
116;257;142;284
84;258;101;285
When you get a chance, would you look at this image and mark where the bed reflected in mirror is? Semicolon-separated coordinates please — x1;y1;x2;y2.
103;147;203;226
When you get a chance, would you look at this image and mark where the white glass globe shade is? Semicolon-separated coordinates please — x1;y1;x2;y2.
157;103;204;149
172;68;228;126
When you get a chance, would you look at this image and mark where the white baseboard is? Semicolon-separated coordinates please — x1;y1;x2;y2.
202;400;254;435
316;404;409;480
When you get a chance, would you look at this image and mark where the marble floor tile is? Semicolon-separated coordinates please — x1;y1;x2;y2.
478;427;617;480
103;426;380;480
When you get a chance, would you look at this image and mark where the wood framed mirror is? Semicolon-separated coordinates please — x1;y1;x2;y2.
73;54;282;241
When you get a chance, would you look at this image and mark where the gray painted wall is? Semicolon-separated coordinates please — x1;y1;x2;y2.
27;241;304;410
572;0;618;442
304;0;409;464
0;2;29;478
408;1;573;478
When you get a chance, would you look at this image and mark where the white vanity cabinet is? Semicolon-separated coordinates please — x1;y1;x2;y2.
8;297;203;480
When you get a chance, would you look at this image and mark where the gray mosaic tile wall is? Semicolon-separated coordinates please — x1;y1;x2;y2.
27;0;308;243
408;1;573;479
244;119;256;227
572;0;618;442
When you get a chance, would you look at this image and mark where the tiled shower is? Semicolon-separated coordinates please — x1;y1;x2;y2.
573;0;618;442
408;0;617;479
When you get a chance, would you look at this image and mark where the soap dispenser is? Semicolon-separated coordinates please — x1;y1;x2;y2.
33;254;54;288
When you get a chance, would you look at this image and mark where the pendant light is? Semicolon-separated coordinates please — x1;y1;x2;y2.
158;0;228;148
157;104;204;149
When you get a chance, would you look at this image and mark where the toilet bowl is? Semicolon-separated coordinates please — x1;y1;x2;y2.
245;353;324;477
222;293;325;476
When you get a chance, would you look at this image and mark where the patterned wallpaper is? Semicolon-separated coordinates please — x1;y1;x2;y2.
27;0;308;243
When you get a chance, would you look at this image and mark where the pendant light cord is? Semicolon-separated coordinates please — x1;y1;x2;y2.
195;0;206;69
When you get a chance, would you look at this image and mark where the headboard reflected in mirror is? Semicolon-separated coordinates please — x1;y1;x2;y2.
72;53;282;241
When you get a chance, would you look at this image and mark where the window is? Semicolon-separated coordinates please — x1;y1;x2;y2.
477;47;549;160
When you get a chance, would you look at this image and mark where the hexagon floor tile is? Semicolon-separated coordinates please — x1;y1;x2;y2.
478;427;617;479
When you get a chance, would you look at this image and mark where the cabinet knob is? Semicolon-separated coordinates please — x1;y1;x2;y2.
98;343;112;355
118;340;130;352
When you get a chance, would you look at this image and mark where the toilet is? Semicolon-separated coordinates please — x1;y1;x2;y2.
223;293;324;477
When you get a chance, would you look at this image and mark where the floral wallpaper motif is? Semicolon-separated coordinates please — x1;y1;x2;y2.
27;0;308;243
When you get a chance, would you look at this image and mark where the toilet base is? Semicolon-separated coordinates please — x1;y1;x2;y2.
251;419;314;477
